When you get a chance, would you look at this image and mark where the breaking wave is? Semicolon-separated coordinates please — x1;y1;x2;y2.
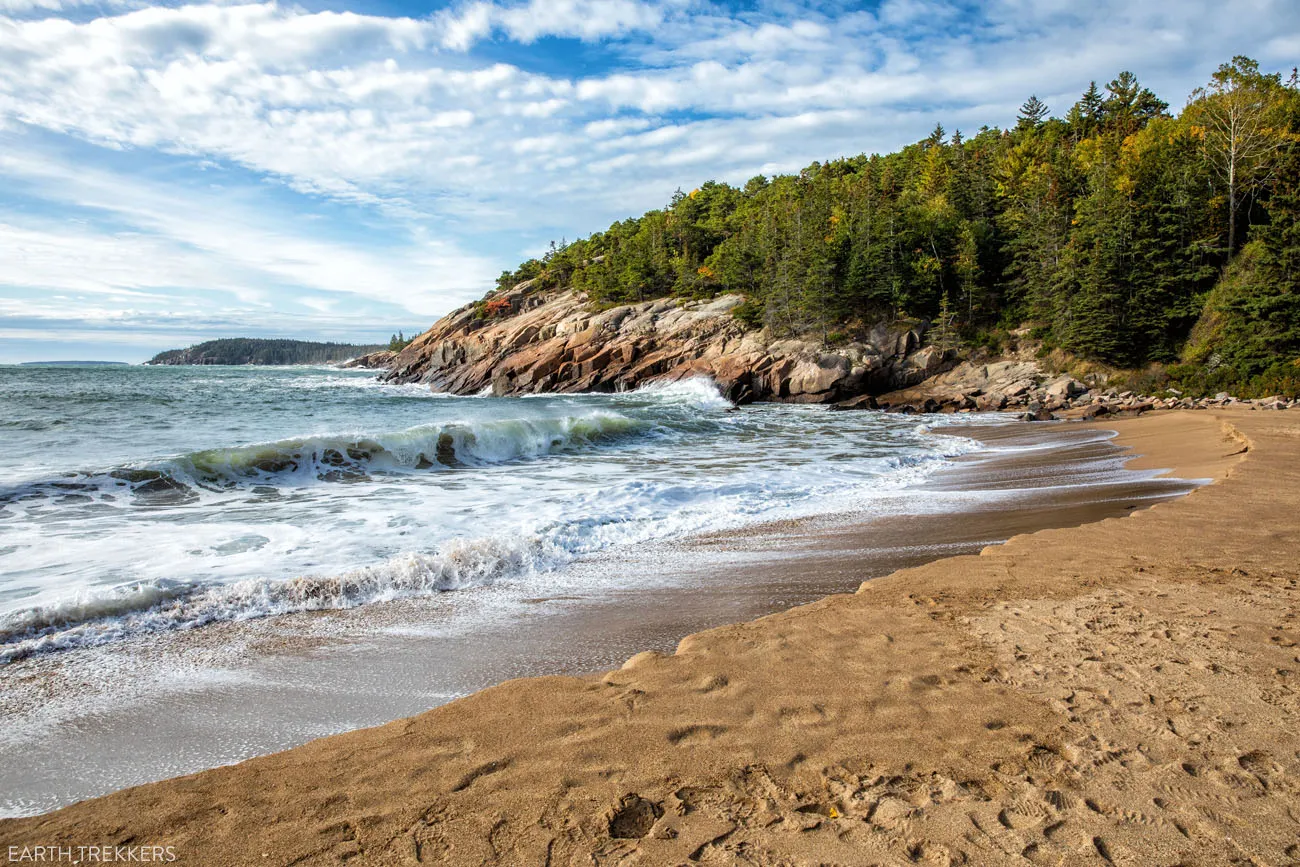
626;377;734;410
0;411;651;505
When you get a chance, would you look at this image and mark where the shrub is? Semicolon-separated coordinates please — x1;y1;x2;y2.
732;297;766;330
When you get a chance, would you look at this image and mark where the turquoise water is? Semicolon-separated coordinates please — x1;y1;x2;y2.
0;365;986;662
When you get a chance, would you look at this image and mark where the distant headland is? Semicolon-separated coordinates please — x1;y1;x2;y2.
146;338;389;366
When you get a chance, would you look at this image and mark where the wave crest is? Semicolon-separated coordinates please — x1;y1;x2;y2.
1;411;649;504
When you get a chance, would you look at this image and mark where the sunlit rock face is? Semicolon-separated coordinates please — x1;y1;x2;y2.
384;284;950;403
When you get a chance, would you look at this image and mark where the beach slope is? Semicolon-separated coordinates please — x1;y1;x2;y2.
2;410;1297;865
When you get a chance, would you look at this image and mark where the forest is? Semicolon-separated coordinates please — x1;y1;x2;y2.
494;57;1300;398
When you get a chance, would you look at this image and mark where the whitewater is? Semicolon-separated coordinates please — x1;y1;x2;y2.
0;364;986;663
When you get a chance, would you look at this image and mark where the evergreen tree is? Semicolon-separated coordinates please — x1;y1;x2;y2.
1102;71;1169;134
1017;96;1050;131
1066;81;1105;139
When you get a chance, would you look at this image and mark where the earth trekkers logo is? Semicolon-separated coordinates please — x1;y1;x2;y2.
7;845;177;863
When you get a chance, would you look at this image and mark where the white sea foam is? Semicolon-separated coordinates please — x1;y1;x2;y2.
626;376;733;410
519;376;732;410
0;441;976;662
281;375;442;398
0;366;995;663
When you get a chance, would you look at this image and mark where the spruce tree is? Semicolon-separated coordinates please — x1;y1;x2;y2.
1017;96;1050;131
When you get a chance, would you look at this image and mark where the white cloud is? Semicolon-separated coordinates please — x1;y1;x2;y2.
1;0;1298;360
497;0;662;43
0;0;136;14
436;1;493;51
0;220;253;298
3;0;1295;236
0;146;499;318
436;0;663;50
0;0;61;11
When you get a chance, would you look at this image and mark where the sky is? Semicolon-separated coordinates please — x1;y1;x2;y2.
0;0;1297;362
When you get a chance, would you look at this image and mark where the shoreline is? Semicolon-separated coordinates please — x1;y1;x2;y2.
0;418;1192;818
2;409;1297;865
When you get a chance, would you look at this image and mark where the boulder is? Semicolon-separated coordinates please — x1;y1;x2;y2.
787;356;850;397
1003;379;1035;398
830;394;879;412
339;350;396;369
1045;376;1086;401
1058;404;1109;420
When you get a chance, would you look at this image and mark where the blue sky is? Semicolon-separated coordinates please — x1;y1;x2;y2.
1;0;1297;362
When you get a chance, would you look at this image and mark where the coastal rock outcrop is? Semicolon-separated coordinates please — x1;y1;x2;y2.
864;359;1299;418
384;286;954;403
338;350;396;370
379;285;1297;413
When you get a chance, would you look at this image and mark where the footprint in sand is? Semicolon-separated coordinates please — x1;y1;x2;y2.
666;724;727;745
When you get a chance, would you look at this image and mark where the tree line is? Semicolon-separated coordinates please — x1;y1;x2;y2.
494;57;1299;397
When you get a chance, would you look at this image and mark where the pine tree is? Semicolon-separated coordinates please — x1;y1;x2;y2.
1066;81;1105;138
1017;96;1050;131
932;292;958;351
1103;71;1168;134
1081;81;1104;120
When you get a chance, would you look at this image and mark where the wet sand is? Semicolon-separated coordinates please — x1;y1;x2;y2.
4;410;1296;865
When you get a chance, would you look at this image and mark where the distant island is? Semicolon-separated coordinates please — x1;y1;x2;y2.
147;338;388;366
18;361;130;367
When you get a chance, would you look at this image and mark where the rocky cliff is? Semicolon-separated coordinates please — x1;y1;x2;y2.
384;285;953;403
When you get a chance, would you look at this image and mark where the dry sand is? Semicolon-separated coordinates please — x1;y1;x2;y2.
2;409;1297;866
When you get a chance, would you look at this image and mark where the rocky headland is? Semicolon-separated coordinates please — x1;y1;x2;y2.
381;285;1297;415
382;284;954;403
